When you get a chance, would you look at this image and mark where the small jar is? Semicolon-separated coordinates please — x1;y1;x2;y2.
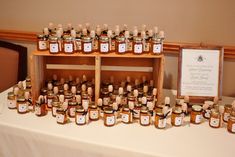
63;36;74;54
104;107;115;127
56;108;68;124
140;108;151;126
133;37;143;54
47;92;54;109
75;107;86;125
99;36;109;53
133;103;142;119
223;104;232;122
37;34;47;51
227;111;235;133
68;100;78;118
155;112;167;129
35;101;47;116
17;96;28;114
82;36;92;53
116;36;126;54
121;106;132;123
151;37;162;55
171;107;183;127
49;36;59;54
190;105;203;124
52;101;60;117
209;109;221;128
7;92;16;109
203;101;214;119
102;90;110;106
89;105;99;121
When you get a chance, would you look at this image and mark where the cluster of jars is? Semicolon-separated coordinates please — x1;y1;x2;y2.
37;23;165;55
7;77;33;114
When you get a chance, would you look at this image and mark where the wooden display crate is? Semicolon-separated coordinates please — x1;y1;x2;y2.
30;51;165;105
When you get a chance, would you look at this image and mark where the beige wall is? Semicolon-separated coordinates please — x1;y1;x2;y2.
0;0;235;96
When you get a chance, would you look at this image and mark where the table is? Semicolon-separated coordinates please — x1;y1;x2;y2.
0;88;235;157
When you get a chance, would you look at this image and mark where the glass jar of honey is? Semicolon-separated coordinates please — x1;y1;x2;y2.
209;109;221;128
82;93;89;108
63;36;74;54
52;100;60;117
75;107;86;125
140;108;151;126
133;37;143;54
68;100;78;118
82;36;92;53
151;37;162;55
99;36;109;53
7;92;16;109
190;105;203;124
35;101;47;116
223;104;232;122
121;105;132;123
133;103;142;119
49;36;59;54
75;35;82;52
203;101;214;119
103;107;115;127
37;34;47;51
89;105;99;121
227;110;235;133
155;112;167;129
17;96;28;114
116;36;126;54
47;92;54;109
171;107;183;127
56;108;68;124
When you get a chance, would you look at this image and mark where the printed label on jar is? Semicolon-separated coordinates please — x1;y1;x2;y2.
223;113;230;122
100;43;109;52
84;43;92;52
122;113;129;123
39;41;47;50
158;118;167;128
56;114;65;123
232;124;235;132
118;43;126;53
76;115;86;124
195;115;202;123
82;99;89;107
52;107;57;116
134;44;143;54
210;118;220;127
175;117;182;126
8;100;16;109
111;41;116;51
47;99;53;108
35;106;41;115
133;109;140;118
144;42;150;52
127;42;133;51
90;110;98;119
153;44;162;53
106;116;115;125
64;43;73;53
69;107;76;117
140;115;150;125
49;43;59;53
18;103;28;113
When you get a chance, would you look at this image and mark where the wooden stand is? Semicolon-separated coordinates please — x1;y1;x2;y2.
30;51;165;105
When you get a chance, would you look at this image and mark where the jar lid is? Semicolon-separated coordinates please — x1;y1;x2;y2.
134;37;142;42
123;106;130;112
224;104;232;109
63;35;73;41
147;95;153;100
128;95;135;100
156;112;164;117
76;107;85;113
156;105;164;109
68;100;77;106
49;36;58;41
52;101;60;107
135;103;142;108
140;107;148;113
173;107;182;114
17;96;26;102
41;88;47;94
82;36;91;42
152;36;161;43
90;105;97;109
116;36;125;42
192;105;202;112
56;107;65;112
7;91;14;97
104;107;113;114
65;92;73;98
37;34;45;39
47;92;54;98
99;36;109;42
211;109;219;116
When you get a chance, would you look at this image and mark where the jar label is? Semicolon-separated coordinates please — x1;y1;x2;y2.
122;113;129;123
82;99;89;107
64;43;73;53
49;43;59;53
223;112;230;122
8;100;16;109
69;107;76;117
140;115;150;125
76;115;86;124
134;44;143;54
127;42;133;51
76;41;82;50
18;103;28;113
111;40;116;51
142;96;147;105
100;43;109;52
195;114;202;123
210;118;220;127
144;42;150;52
84;43;92;52
93;40;99;50
56;114;65;123
90;110;98;119
35;106;41;115
118;43;126;53
128;101;134;107
52;106;57;116
232;124;235;132
175;117;182;126
103;97;110;106
133;109;140;118
47;99;53;108
106;116;115;125
158;118;167;128
205;109;211;118
153;44;162;53
39;41;47;50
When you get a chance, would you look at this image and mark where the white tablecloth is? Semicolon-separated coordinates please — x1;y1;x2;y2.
0;88;235;157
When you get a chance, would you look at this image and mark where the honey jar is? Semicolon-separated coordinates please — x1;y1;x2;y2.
190;105;203;124
155;112;167;129
151;36;162;55
47;92;54;109
227;110;235;133
75;35;82;52
121;105;132;123
17;96;28;114
49;36;59;54
133;103;142;119
103;107;115;127
82;36;92;53
75;107;86;125
89;105;99;121
99;36;109;53
209;109;221;128
171;107;183;127
35;101;47;116
223;104;232;122
140;108;151;126
56;108;68;124
202;101;214;119
37;34;47;51
52;101;60;117
82;94;89;108
64;92;73;103
116;36;126;54
68;100;78;118
133;37;143;54
63;36;74;54
7;92;16;109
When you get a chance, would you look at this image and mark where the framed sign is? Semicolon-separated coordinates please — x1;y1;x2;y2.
177;46;224;102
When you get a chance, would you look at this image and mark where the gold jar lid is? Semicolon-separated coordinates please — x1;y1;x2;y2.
156;111;164;117
56;107;65;113
192;105;202;112
152;36;161;43
128;95;135;101
47;91;54;98
7;92;15;99
68;100;77;106
17;96;26;102
76;107;85;113
99;36;109;42
37;34;45;39
82;36;91;42
211;109;220;117
65;93;73;99
52;101;60;107
116;36;125;42
173;107;182;114
140;107;148;114
41;88;47;94
104;107;114;114
49;36;58;41
134;37;142;43
63;35;73;42
147;95;153;101
90;105;97;109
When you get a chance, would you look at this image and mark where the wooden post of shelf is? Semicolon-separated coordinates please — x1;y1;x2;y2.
95;56;101;104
